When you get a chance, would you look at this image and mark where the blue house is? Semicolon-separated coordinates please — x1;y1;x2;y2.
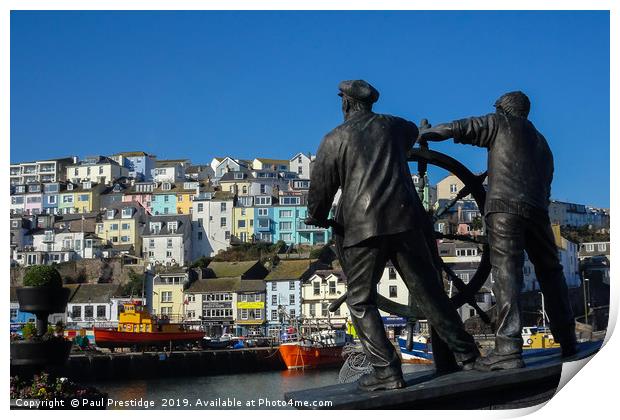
111;152;157;182
253;201;275;243
152;183;178;215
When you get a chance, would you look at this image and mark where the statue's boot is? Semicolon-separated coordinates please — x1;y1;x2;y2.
473;350;525;372
561;342;578;359
357;367;406;392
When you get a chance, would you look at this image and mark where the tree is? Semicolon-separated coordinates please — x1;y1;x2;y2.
120;270;145;297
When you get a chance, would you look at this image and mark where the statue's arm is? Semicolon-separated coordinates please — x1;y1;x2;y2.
418;122;455;142
306;133;341;227
452;114;498;148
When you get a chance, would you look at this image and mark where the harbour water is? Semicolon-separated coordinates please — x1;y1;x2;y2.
93;364;433;410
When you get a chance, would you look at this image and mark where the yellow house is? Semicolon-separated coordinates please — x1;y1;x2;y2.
95;202;145;255
233;207;255;243
66;156;129;185
152;271;191;317
58;181;104;214
176;189;195;215
252;158;289;172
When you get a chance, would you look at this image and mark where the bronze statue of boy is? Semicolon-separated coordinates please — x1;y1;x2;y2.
419;91;578;371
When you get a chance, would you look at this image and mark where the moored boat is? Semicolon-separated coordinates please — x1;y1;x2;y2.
278;329;352;369
93;302;204;349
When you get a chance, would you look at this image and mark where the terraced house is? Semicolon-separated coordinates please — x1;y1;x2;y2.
10;157;75;186
191;191;235;258
57;181;105;214
96;201;146;256
109;151;156;181
142;214;192;267
66;155;129;185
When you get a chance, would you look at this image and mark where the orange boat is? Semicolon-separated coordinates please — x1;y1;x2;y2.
278;329;351;369
93;302;204;349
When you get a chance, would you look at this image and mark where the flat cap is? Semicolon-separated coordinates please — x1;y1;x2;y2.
338;80;380;104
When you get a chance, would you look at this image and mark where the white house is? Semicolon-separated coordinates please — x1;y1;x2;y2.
289;153;313;179
301;271;349;329
152;160;186;183
191;191;235;259
142;214;193;267
66;284;120;328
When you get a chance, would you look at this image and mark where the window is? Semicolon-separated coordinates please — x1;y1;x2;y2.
289;309;296;318
85;305;94;319
166;251;173;257
99;166;104;175
220;202;227;212
271;282;277;291
71;306;82;319
281;233;292;242
238;220;246;228
329;281;336;295
122;207;133;218
272;295;278;305
220;217;227;227
289;281;295;290
271;310;278;320
279;210;293;218
458;273;470;282
313;282;321;296
121;223;130;230
106;209;115;219
598;243;607;251
389;285;398;298
48;195;57;205
585;244;594;252
260;184;267;194
197;203;204;212
280;197;301;205
256;196;271;206
110;223;119;231
161;291;172;303
96;305;106;318
388;267;397;280
78;194;89;202
197;232;202;240
240;309;248;320
279;221;292;230
255;309;262;319
258;208;268;216
450;184;458;193
167;221;178;232
225;231;230;240
63;195;74;204
167;238;173;248
234;172;244;179
289;294;295;305
121;236;129;243
321;302;329;317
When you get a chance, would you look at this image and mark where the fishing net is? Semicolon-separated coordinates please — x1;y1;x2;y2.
338;342;374;383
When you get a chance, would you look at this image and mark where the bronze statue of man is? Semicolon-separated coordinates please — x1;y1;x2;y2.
306;80;479;391
419;91;578;371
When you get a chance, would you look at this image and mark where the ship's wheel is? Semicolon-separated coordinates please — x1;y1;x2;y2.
328;142;492;325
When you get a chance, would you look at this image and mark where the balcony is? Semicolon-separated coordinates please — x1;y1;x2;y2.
297;221;323;231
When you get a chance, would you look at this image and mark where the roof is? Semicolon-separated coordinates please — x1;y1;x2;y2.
265;259;317;280
68;283;120;304
185;278;265;293
255;158;289;165
207;261;262;278
67;156;119;167
111;151;150;157
186;278;240;293
236;279;266;293
142;214;192;236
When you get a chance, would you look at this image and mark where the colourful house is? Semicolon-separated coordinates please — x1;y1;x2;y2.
95;202;146;255
233;207;255;243
152;182;178;215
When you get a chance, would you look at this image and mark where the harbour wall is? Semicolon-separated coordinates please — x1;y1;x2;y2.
45;347;287;381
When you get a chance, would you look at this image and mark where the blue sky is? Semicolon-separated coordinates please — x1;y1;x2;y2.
10;11;609;207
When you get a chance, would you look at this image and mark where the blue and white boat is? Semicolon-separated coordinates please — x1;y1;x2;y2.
397;333;433;364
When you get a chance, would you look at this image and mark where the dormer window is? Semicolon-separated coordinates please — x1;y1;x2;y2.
162;182;172;191
167;221;178;233
234;173;244;180
106;209;115;219
82;181;92;190
67;184;74;191
150;222;162;234
113;184;122;192
121;207;133;218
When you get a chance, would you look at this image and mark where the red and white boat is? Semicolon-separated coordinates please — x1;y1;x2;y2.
93;302;203;349
278;329;351;369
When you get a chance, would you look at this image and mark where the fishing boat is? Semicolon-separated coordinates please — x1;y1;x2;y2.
398;326;562;364
93;302;204;349
278;328;352;369
397;333;434;364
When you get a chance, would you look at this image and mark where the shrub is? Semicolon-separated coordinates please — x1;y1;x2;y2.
21;322;37;340
23;265;63;288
